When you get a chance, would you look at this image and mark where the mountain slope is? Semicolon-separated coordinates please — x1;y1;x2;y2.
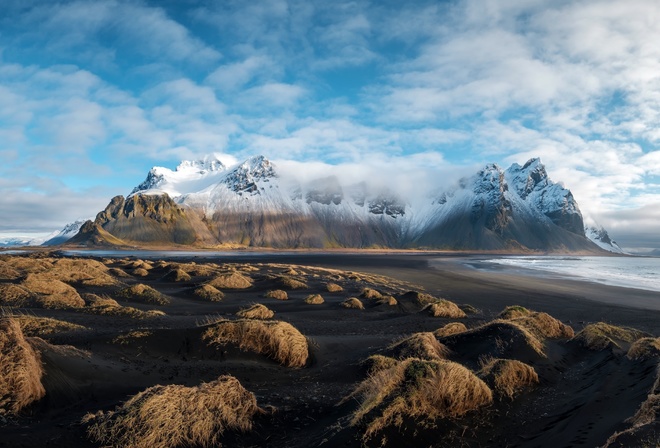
68;155;609;252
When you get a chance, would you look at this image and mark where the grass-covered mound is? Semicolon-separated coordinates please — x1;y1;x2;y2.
21;274;86;309
386;332;451;361
627;338;660;360
193;284;225;302
303;294;324;305
0;318;45;415
208;272;253;289
478;358;539;399
498;306;574;340
341;297;365;310
264;289;288;300
119;284;170;305
345;358;493;441
425;299;467;318
83;376;264;448
236;304;275;320
203;320;310;368
572;322;648;351
433;322;468;338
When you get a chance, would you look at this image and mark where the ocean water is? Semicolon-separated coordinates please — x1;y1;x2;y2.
481;256;660;293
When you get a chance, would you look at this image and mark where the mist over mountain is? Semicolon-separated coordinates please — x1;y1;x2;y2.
60;155;620;253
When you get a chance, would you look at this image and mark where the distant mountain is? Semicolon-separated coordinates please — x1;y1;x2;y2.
584;225;624;254
42;219;89;246
68;155;613;252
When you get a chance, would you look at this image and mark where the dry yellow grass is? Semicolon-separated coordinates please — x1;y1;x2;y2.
21;274;85;309
203;320;309;368
360;288;383;300
386;332;451;360
83;293;121;308
0;284;33;307
236;304;275;320
113;330;153;345
0;318;45;415
345;358;493;441
478;358;539;399
162;269;192;282
498;306;574;340
378;295;398;306
341;297;365;310
361;355;399;375
627;338;660;360
325;282;344;292
108;267;132;278
119;284;170;305
264;289;288;300
123;260;153;270
194;285;225;302
208;272;253;289
83;375;264;448
426;300;467;318
8;314;86;337
49;258;119;287
0;261;21;281
304;294;324;305
277;276;308;290
572;322;647;351
132;268;149;277
433;322;468;338
84;303;166;319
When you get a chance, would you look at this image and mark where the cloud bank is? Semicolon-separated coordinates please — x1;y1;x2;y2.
0;0;659;248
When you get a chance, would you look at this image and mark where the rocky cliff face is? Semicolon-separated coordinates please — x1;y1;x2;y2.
65;155;608;251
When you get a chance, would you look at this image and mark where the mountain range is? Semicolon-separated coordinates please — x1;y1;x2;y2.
56;155;621;253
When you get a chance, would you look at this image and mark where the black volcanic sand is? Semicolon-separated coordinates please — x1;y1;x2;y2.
1;251;659;448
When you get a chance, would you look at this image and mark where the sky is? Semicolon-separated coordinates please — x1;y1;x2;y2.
1;0;659;251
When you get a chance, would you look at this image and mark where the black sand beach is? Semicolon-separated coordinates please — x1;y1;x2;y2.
1;251;659;447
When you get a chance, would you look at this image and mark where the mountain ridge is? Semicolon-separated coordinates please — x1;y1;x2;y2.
63;155;619;252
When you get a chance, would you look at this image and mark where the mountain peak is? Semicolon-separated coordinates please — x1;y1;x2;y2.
176;155;227;174
223;155;277;194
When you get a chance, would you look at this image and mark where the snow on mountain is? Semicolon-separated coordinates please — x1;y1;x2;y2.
130;154;229;197
585;225;624;254
115;154;609;250
42;219;90;246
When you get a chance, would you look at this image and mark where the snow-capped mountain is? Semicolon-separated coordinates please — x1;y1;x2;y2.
42;219;90;246
585;225;624;254
71;155;613;251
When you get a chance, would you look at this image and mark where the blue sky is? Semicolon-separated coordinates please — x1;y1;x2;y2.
1;0;659;250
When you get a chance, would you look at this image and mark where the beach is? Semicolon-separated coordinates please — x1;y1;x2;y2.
1;251;658;447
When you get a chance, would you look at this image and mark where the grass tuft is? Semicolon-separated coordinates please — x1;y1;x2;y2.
341;297;365;310
119;284;170;306
572;322;648;351
304;294;324;305
478;358;539;399
236;304;275;320
193;285;224;302
386;332;451;360
203;320;309;368
264;290;288;300
425;300;467;318
0;318;45;415
433;322;468;338
83;376;264;448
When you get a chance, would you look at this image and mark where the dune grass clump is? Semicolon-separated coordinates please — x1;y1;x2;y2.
345;358;493;441
0;284;33;307
0;318;46;415
113;330;153;345
572;322;648;351
236;304;275;320
378;295;398;306
208;272;253;290
162;269;192;282
119;284;170;306
425;299;467;318
478;358;539;399
44;258;119;287
108;267;132;278
360;288;382;300
203;320;309;368
132;268;149;277
433;322;468;338
325;282;344;293
627;338;660;360
8;314;86;337
277;276;308;290
459;304;479;314
193;285;225;302
21;274;85;309
386;332;451;361
264;289;288;300
0;262;21;281
304;294;324;305
498;306;574;340
83;375;264;448
361;355;399;375
341;297;365;310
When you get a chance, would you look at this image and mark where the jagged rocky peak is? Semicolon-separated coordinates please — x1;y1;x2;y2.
176;155;226;173
95;194;184;225
585;224;624;253
470;164;512;233
506;157;549;199
223;155;277;194
368;188;406;218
